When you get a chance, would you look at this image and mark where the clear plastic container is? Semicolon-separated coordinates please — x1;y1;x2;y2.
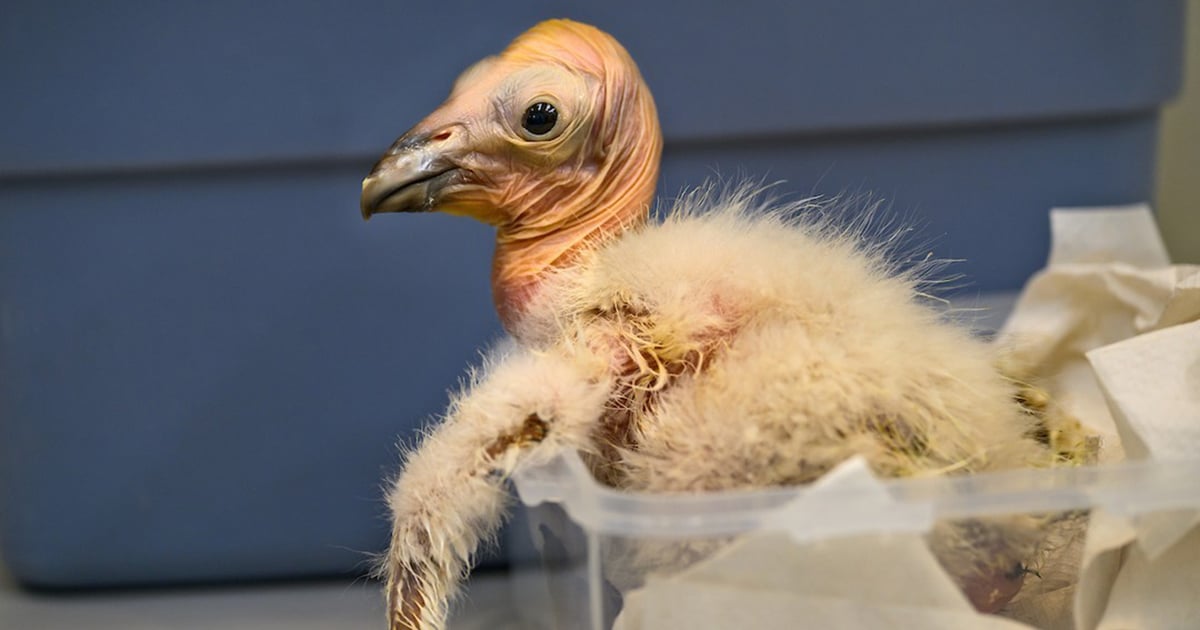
510;451;1200;629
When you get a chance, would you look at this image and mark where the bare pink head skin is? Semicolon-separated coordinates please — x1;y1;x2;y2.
361;20;662;334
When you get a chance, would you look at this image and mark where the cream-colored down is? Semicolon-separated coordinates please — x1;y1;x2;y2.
551;191;1051;491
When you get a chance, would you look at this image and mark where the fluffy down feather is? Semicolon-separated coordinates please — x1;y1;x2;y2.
547;189;1053;491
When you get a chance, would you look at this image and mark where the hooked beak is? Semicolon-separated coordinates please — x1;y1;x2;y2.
360;130;464;220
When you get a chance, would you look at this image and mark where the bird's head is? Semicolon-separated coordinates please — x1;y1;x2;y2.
361;20;661;330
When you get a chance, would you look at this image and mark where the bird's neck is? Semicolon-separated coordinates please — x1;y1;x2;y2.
492;199;647;336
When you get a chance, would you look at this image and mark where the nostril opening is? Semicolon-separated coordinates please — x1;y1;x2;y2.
432;130;452;141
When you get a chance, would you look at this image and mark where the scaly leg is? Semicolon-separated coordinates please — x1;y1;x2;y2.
382;344;611;630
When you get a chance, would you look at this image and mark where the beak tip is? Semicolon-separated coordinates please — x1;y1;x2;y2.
360;176;377;221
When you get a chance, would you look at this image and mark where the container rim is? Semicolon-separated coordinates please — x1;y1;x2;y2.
512;451;1200;539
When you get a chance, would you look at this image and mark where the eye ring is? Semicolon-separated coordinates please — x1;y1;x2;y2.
520;102;559;138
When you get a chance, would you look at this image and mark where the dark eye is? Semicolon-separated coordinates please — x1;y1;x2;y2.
521;102;558;137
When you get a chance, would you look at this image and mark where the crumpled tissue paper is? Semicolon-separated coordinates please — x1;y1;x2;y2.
998;204;1200;461
1003;204;1200;628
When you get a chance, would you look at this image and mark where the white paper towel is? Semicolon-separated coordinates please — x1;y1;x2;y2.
999;204;1200;459
1002;204;1200;630
1087;321;1200;461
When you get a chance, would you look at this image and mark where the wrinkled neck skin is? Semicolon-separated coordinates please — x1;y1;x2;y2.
492;180;651;342
491;125;660;342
